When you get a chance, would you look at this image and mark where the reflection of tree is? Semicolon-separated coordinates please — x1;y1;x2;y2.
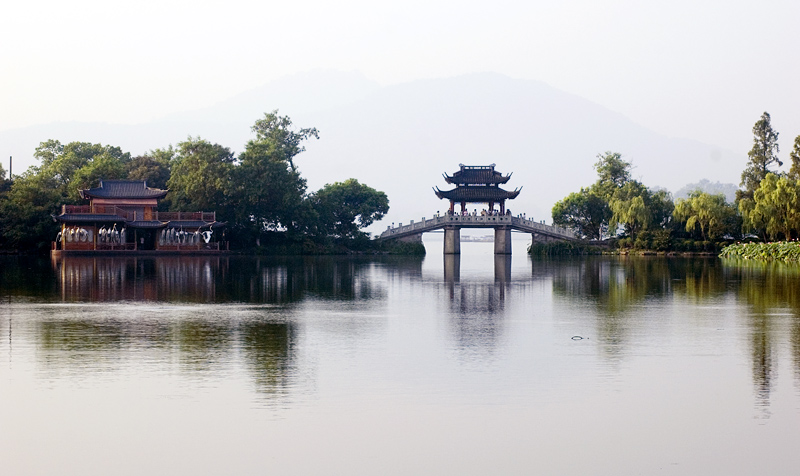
33;315;297;396
671;259;727;302
240;321;296;395
549;257;727;362
750;313;774;417
176;320;232;372
722;259;800;415
37;318;171;374
1;256;57;300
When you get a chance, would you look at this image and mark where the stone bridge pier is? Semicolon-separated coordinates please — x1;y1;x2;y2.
444;226;461;254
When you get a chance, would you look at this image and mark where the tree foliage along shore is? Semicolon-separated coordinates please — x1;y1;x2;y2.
550;111;800;253
0;111;390;253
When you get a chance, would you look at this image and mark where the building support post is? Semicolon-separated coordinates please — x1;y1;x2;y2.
494;226;512;254
444;226;461;254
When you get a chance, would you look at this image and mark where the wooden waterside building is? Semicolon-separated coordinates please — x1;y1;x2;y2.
434;164;521;214
52;180;227;255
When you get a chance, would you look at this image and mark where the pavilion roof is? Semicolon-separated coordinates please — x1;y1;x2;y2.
434;186;521;202
80;180;168;200
444;164;511;185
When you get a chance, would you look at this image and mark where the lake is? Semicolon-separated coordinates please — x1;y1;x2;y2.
2;236;800;475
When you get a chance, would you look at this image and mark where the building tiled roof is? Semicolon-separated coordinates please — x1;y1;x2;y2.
80;180;168;200
126;220;169;229
434;186;521;202
57;213;124;223
444;164;511;185
166;220;217;229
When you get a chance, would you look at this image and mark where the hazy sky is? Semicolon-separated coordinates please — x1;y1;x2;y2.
3;0;799;156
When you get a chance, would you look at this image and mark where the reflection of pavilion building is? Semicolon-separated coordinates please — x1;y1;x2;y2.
53;180;226;255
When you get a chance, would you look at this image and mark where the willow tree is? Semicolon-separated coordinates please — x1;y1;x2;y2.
742;173;800;240
673;191;734;241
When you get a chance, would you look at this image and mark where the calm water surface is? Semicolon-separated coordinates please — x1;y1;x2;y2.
2;237;800;475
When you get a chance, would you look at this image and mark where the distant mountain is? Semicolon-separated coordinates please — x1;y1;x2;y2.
674;179;740;203
0;71;746;231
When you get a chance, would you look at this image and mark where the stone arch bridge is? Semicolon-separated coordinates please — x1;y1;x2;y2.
378;214;576;254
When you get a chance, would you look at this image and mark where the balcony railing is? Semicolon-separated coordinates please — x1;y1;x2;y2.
61;206;216;223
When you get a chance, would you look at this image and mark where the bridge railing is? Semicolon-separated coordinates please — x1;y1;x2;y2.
380;214;576;239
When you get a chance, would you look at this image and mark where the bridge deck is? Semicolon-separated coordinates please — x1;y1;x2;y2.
379;215;575;240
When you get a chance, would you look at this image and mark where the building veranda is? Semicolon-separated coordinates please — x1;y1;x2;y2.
52;180;227;255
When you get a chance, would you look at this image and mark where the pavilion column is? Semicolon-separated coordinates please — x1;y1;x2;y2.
444;226;461;254
449;201;454;214
488;201;494;212
460;201;466;213
500;200;505;214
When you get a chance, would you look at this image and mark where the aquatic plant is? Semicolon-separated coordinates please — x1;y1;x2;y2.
719;241;800;262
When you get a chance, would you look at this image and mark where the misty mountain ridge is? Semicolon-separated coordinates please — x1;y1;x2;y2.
0;70;746;229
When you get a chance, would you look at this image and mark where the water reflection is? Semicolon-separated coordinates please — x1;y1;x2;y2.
49;256;393;304
33;311;297;398
443;254;509;356
240;321;296;396
542;256;800;415
7;254;800;418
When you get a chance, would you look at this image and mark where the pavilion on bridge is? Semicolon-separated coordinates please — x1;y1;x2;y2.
433;164;521;215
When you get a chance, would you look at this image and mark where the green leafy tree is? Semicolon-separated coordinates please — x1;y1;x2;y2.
126;147;174;190
741;173;800;240
70;151;127;195
32;140;131;200
608;181;651;237
311;179;389;239
739;112;781;201
788;135;800;180
0;171;63;252
594;151;632;199
233;112;319;237
167;138;234;213
551;187;610;240
249;111;319;170
673;191;735;241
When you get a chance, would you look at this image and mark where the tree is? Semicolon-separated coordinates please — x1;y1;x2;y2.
594;151;632;199
167;138;234;213
741;173;800;240
249;111;318;170
233;112;319;237
606;181;675;239
31;140;131;200
739;112;781;200
126;147;173;190
608;181;651;237
551;187;610;240
788;135;800;180
311;179;389;239
673;191;735;241
0;171;63;252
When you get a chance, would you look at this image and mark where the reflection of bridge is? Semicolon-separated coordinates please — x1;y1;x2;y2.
379;214;576;254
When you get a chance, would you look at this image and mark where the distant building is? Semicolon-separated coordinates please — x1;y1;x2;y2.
53;180;226;255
